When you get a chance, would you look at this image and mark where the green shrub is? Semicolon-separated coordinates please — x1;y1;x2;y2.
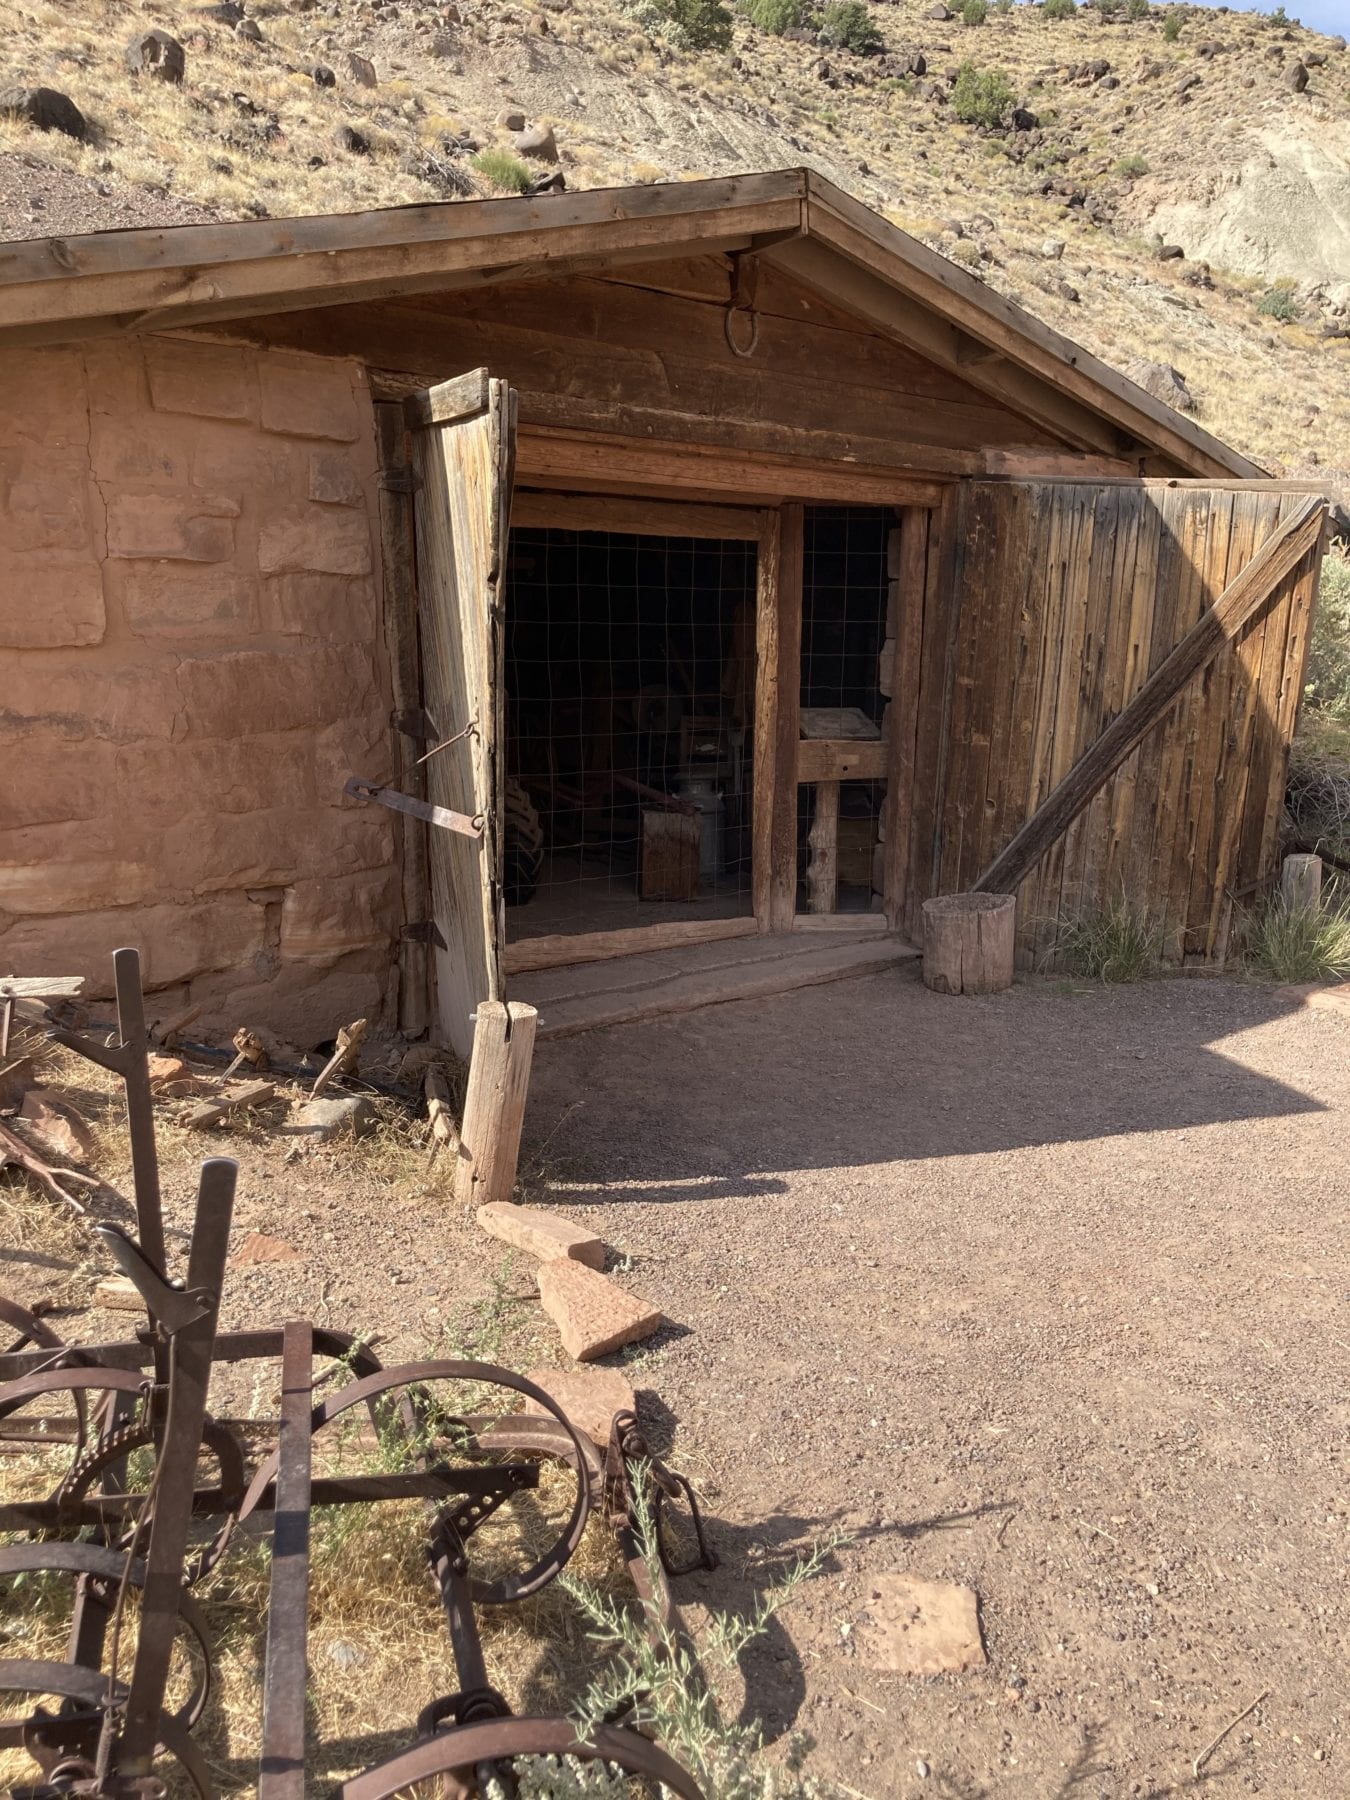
1256;284;1299;323
1092;0;1119;16
819;0;882;53
1114;152;1150;177
961;0;989;24
471;148;533;194
1162;9;1183;41
994;0;1014;12
1055;899;1165;982
1244;892;1350;984
951;59;1016;125
1306;550;1350;724
1270;4;1288;24
742;0;804;28
1043;0;1076;19
623;0;734;48
1126;0;1149;17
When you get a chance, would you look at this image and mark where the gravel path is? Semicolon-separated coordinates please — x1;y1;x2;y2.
523;967;1349;1798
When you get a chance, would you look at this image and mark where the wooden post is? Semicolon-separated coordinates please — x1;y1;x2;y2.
922;893;1016;995
453;999;538;1208
1281;853;1322;914
807;782;839;913
754;504;803;934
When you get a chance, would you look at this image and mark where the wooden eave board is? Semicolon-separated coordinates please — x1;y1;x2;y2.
0;163;1261;479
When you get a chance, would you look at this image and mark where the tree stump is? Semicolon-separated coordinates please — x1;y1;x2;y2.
1281;853;1322;914
922;893;1016;995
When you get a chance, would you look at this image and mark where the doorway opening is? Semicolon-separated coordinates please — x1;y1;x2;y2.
503;524;759;945
798;505;893;915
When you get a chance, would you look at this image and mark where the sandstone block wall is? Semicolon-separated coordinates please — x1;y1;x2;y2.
0;336;400;1045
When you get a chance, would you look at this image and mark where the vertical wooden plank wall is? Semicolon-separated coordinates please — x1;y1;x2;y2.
902;481;1322;964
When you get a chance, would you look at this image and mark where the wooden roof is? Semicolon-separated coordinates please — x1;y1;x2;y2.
0;168;1261;480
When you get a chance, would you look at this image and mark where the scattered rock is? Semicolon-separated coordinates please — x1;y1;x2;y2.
1041;237;1065;260
94;1275;144;1314
199;1;243;21
855;1574;986;1676
292;1094;377;1140
1010;106;1039;131
496;108;527;129
476;1200;605;1270
334;122;370;154
19;1090;95;1163
310;63;337;87
528;13;550;34
325;1640;364;1670
1285;61;1308;92
1176;72;1202;95
345;51;377;88
1125;357;1195;412
532;169;566;194
513;121;558;162
0;1056;38;1109
429;32;458;56
230;1231;303;1266
126;30;186;83
1304;51;1325;69
536;1261;663;1361
1157;243;1185;261
925;2;951;17
236;19;263;42
0;86;87;140
521;1365;637;1447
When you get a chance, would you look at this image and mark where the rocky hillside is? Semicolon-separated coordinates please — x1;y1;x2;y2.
2;0;1348;485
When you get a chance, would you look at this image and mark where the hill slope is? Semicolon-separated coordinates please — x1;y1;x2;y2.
2;0;1348;483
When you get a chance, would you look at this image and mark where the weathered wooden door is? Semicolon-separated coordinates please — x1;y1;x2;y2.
406;371;517;1055
900;481;1324;963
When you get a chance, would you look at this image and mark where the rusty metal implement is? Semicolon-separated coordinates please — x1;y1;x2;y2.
0;949;711;1798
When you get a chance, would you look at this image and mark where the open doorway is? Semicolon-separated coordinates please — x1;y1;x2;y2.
798;505;893;916
503;524;759;946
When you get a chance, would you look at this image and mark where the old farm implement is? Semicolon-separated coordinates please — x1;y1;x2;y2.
0;950;712;1798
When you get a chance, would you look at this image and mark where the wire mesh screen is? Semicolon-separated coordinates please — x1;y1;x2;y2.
798;506;893;914
504;526;759;941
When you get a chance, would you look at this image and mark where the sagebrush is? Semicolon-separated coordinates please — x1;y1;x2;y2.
1053;899;1165;982
1243;892;1350;985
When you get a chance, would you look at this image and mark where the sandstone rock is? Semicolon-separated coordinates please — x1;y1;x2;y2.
258;505;372;577
111;564;255;638
0;86;87;140
127;30;186;82
146;341;256;421
345;52;377;87
0;565;104;649
497;108;527;129
514;122;558;162
521;1365;636;1447
20;1089;95;1163
95;1275;145;1313
308;452;365;506
1125;357;1194;412
107;492;240;563
536;1261;663;1361
230;1231;302;1265
258;357;361;441
855;1574;986;1676
293;1094;377;1140
477;1200;605;1270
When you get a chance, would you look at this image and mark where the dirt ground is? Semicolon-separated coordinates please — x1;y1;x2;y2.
3;964;1348;1796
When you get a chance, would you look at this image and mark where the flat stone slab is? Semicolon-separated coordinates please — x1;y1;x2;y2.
292;1094;377;1140
521;1366;636;1448
477;1200;604;1270
535;1260;663;1362
855;1574;986;1676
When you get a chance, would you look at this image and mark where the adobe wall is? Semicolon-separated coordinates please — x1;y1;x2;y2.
0;335;400;1046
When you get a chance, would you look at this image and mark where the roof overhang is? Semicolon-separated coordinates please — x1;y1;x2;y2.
0;167;1262;480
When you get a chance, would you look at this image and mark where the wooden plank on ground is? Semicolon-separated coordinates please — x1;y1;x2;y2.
505;917;758;975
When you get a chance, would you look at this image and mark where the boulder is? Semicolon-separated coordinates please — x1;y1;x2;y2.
1010;106;1039;130
1040;237;1065;259
925;2;951;17
1285;61;1308;91
334;122;370;153
236;18;263;41
496;107;527;129
292;1094;377;1140
513;121;558;162
429;32;457;55
0;85;87;139
1157;243;1185;260
126;30;186;82
199;2;243;21
1126;357;1195;413
310;63;336;87
345;51;377;87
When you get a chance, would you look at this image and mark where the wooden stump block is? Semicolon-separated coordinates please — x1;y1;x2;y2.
922;893;1015;995
1281;853;1322;914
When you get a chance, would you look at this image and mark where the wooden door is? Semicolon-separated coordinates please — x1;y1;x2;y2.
406;371;517;1055
902;481;1323;963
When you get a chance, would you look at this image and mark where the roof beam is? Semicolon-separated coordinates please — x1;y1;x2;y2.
801;175;1262;481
